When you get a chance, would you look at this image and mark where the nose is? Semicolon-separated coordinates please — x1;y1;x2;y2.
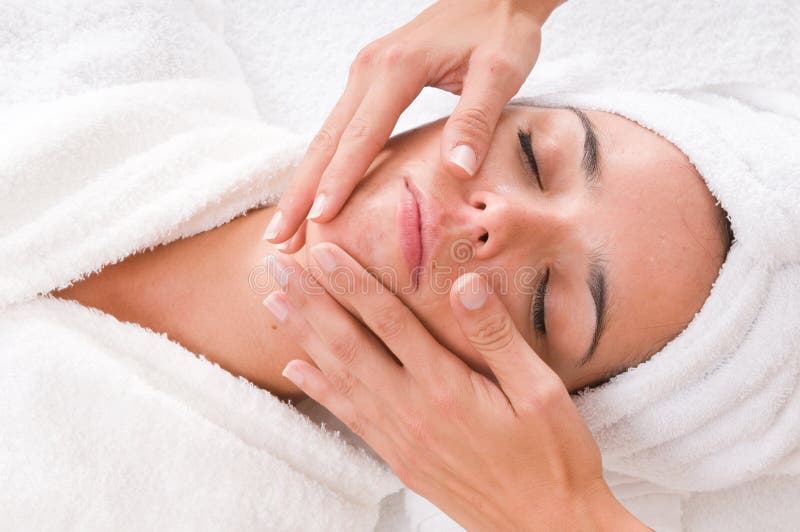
458;190;563;263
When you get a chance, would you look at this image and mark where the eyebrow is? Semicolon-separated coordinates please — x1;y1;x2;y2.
567;107;607;369
569;107;601;185
576;251;609;368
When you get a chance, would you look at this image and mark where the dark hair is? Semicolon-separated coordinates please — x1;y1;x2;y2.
717;205;735;264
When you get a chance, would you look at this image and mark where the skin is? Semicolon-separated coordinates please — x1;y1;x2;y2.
269;0;564;241
303;105;728;393
52;105;728;400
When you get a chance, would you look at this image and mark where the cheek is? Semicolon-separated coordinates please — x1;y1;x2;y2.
304;183;398;270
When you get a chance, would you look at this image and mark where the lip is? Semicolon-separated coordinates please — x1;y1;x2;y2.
406;178;442;280
397;178;423;287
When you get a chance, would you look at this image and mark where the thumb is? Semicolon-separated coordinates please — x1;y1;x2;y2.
441;53;526;178
450;273;556;409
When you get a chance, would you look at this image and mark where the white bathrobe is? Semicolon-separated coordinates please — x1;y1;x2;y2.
0;2;402;531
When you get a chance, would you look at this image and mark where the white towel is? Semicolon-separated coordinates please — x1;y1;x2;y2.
508;1;800;530
0;1;402;530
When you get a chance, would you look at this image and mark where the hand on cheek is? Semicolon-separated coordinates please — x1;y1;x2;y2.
263;244;647;531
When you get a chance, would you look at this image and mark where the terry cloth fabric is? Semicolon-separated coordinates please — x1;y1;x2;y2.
0;1;402;530
506;1;800;530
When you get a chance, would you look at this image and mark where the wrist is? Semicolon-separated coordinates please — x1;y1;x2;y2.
517;0;565;25
572;480;652;532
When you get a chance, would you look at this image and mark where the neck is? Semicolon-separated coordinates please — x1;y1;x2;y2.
52;206;312;401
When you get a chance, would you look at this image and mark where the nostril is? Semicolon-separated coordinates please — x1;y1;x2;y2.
479;233;488;244
470;198;487;210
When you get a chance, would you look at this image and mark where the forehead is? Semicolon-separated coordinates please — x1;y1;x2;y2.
585;109;726;372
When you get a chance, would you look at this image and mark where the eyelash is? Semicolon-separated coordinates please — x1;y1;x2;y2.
517;128;542;189
519;127;548;334
533;268;549;334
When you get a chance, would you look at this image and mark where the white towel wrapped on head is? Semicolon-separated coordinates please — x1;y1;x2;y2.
505;1;800;529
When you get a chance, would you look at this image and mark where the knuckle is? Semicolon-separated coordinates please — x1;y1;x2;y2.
478;50;524;81
309;127;337;156
520;380;565;413
371;305;405;341
341;116;373;142
282;288;304;313
329;368;358;398
286;282;310;311
379;43;414;68
346;413;368;439
328;335;359;366
452;104;493;138
468;313;516;353
352;43;379;72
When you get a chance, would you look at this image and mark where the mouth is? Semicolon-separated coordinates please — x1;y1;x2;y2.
397;178;423;288
403;177;442;290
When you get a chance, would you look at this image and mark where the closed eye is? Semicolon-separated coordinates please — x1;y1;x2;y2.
518;128;542;189
532;268;549;334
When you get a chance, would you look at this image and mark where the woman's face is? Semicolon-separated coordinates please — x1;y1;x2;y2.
304;106;727;393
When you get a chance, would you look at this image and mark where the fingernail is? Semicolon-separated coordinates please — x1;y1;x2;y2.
263;210;284;240
282;362;305;387
275;241;290;252
263;293;289;321
265;253;291;289
456;274;487;310
449;145;477;176
306;194;327;220
311;245;337;273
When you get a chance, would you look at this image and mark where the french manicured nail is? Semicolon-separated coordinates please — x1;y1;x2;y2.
263;210;284;240
265;253;291;289
282;362;304;387
263;292;289;321
456;274;487;310
306;194;327;220
311;245;337;273
275;240;290;252
449;145;477;176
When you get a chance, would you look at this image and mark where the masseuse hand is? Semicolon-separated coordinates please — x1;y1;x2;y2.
263;245;650;531
264;0;563;251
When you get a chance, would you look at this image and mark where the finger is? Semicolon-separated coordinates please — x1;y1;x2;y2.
265;77;367;243
449;273;559;412
274;220;306;254
265;253;407;398
307;61;425;224
262;291;381;417
280;359;397;459
308;243;468;380
441;50;530;178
